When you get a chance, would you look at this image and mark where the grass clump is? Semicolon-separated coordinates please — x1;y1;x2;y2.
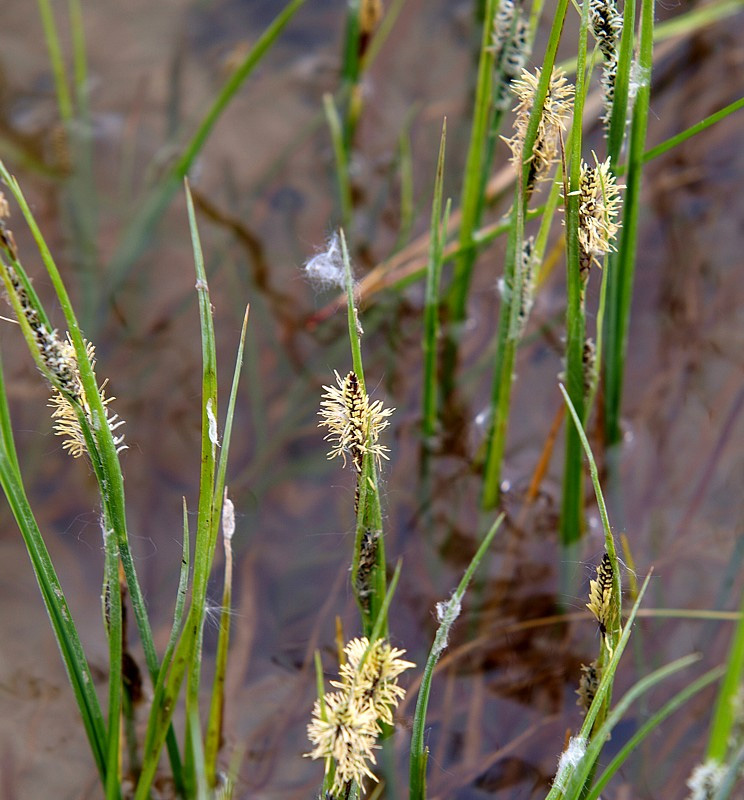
1;0;743;797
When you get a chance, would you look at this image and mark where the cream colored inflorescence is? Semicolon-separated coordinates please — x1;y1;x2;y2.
575;154;623;272
318;370;394;473
306;637;414;797
586;552;615;654
47;338;126;458
502;67;574;189
0;192;125;459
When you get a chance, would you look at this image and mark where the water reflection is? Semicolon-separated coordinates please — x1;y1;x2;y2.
0;1;743;798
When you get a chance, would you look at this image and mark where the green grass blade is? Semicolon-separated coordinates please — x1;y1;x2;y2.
422;120;448;444
707;588;744;761
64;0;99;328
561;653;702;797
559;0;590;547
446;0;497;327
0;357;108;784
36;0;73;122
204;305;250;786
368;559;403;647
161;498;191;673
188;708;211;800
337;229;389;635
210;304;249;557
205;496;235;786
586;666;724;800
0;456;110;787
559;383;621;644
712;743;744;800
68;0;89;118
103;526;123;800
606;0;636;162
340;229;365;390
136;624;193;799
603;0;654;444
106;0;307;286
135;182;222;799
409;514;504;800
544;570;652;800
481;0;570;508
182;181;220;789
340;0;361;86
641;96;744;165
323;93;353;231
1;160;187;790
0;158;168;718
654;0;744;40
340;0;362;146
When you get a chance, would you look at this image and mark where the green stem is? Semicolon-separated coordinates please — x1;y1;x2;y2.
559;0;590;546
604;0;654;444
481;0;570;508
422;121;448;445
37;0;73;122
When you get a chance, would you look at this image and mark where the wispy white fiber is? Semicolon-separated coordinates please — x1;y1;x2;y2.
304;232;348;291
222;492;235;542
685;759;726;800
206;398;219;447
553;736;587;791
432;593;462;658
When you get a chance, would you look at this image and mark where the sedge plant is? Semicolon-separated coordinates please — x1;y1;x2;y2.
3;1;743;797
0;165;249;798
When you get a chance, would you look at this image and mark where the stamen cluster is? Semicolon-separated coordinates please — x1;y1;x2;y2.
47;338;126;458
0;193;125;459
502;67;574;190
587;552;614;650
571;154;623;278
318;370;393;473
306;637;414;797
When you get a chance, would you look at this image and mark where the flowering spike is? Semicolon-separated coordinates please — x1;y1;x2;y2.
46;338;127;458
491;0;530;111
587;553;614;651
318;370;394;472
0;193;126;460
336;637;415;725
564;153;623;282
502;67;575;190
306;637;414;796
576;660;600;714
590;0;623;129
306;691;379;795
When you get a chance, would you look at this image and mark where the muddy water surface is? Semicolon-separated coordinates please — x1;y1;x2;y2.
0;1;743;798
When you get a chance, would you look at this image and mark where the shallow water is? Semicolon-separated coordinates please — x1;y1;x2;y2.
0;1;743;798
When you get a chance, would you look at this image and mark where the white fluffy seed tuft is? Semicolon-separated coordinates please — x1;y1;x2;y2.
431;593;463;658
553;736;588;791
304;233;348;290
222;493;235;542
206;398;219;447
